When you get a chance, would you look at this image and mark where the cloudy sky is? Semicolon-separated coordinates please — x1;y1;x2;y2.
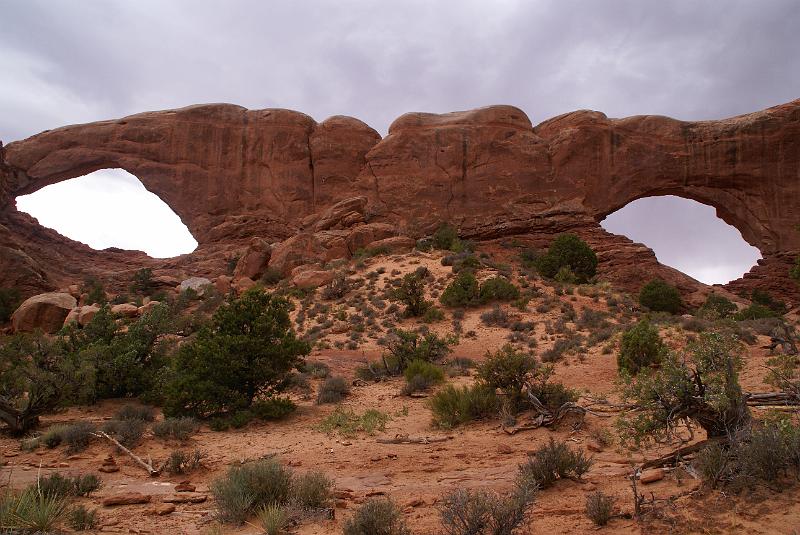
3;1;797;282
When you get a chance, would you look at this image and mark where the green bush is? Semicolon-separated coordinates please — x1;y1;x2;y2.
62;421;96;454
429;384;498;428
617;319;664;375
585;491;614;526
792;255;800;282
343;498;410;535
618;331;749;444
751;289;787;315
403;359;446;385
211;459;293;524
479;277;520;302
439;485;536;535
0;486;70;532
317;375;351;404
477;345;536;411
131;268;156;296
165;449;204;475
734;303;780;321
115;404;156;422
433;223;459;251
153;417;199;441
36;472;100;499
534;234;597;283
391;271;431;317
258;503;288;535
102;418;146;449
0;287;21;323
67;504;98;530
317;407;390;438
251;398;297;420
700;293;736;318
385;329;455;371
164;289;309;417
639;279;682;314
291;470;333;509
81;277;107;306
440;271;481;308
422;306;445;323
517;438;592;489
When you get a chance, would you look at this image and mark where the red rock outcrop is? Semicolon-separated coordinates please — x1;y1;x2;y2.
1;99;798;305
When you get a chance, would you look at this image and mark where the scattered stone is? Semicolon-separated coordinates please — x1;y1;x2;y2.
151;503;176;516
639;468;665;484
162;494;207;504
178;277;213;295
12;292;76;333
587;442;603;453
497;444;515;454
405;498;424;508
102;492;151;506
233;237;272;280
174;482;196;493
291;266;334;289
111;303;139;317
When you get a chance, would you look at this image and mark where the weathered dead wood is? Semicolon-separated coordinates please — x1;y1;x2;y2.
376;434;452;444
744;391;800;406
638;437;727;471
93;431;159;476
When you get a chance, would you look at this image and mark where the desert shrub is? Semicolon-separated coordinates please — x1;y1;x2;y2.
261;268;284;286
102;418;146;449
385;329;455;371
114;404;156;422
251;397;297;420
554;266;577;284
751;289;787;314
391;271;431;317
343;498;410;535
618;331;749;444
734;303;781;320
62;421;96;454
291;470;333;509
317;375;351;404
440;271;481;308
130;267;156;296
534;234;597;283
576;308;609;331
402;359;445;394
480;306;509;328
68;504;98;530
82;277;107;306
304;360;330;379
700;293;737;318
0;287;21;323
429;384;499;428
423;306;445;323
438;485;536;535
479;277;520;303
585;491;614;526
433;223;459;251
639;279;682;314
211;458;293;524
477;345;536;411
164;289;309;417
446;357;475;376
165;449;204;475
36;473;100;499
322;273;351;300
517;438;592;490
617;319;664;375
153;417;199;441
317;407;390;438
0;334;95;434
526;366;578;413
259;503;288;535
541;334;583;363
0;486;70;532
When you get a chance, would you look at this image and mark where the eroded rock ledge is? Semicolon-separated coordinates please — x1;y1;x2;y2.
1;99;798;304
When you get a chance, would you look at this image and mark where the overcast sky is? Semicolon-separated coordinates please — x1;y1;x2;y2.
3;1;797;282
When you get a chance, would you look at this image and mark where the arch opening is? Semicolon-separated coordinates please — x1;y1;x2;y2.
600;195;761;285
15;168;198;258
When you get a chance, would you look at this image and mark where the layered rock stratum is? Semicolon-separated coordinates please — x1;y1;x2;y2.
1;100;798;304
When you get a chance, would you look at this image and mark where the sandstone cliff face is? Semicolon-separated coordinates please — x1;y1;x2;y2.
1;100;798;303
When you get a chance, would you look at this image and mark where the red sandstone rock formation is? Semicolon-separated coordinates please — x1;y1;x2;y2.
1;99;798;305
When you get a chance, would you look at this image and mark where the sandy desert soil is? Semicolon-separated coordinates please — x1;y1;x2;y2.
2;247;799;534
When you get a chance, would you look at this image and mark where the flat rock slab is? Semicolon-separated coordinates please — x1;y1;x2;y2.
102;492;152;506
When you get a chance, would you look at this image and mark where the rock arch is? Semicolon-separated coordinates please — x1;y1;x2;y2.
1;99;798;302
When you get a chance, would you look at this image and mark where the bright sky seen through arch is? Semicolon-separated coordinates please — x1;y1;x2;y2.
3;0;797;282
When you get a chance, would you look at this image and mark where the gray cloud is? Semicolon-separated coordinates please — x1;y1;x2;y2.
1;0;797;281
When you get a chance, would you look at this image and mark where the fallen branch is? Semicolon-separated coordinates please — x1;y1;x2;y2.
744;391;800;406
376;434;452;444
638;437;727;470
92;431;159;476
